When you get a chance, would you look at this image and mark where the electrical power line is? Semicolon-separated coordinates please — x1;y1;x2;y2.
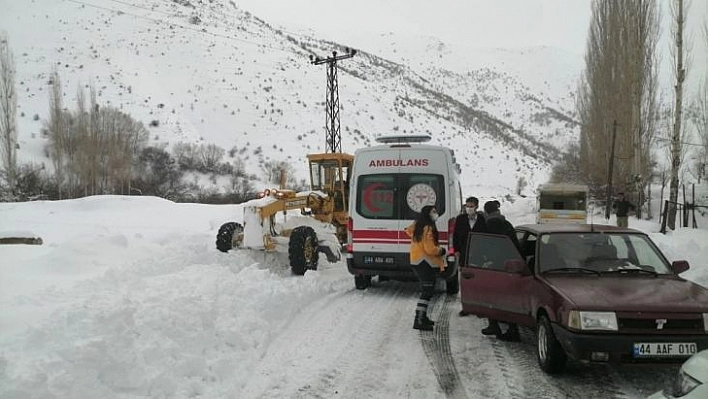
654;136;707;147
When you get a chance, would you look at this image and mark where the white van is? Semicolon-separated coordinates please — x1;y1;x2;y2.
346;135;463;293
536;183;589;224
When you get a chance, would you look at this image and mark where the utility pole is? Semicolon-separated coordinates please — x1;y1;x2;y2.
309;48;356;153
605;120;618;220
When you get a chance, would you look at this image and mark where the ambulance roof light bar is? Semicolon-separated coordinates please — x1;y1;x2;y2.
375;135;432;144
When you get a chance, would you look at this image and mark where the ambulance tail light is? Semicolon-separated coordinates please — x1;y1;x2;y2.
447;217;456;252
346;217;353;253
446;217;457;264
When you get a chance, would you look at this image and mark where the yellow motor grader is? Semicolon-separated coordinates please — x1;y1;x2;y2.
215;152;353;275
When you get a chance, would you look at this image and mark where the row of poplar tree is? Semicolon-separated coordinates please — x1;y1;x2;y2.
552;0;708;230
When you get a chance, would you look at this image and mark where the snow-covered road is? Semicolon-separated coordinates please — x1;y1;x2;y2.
0;196;696;398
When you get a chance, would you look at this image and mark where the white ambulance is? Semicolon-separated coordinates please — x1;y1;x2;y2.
346;135;463;293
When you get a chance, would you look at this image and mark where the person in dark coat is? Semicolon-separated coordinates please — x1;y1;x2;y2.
453;196;487;265
612;192;635;228
455;196;488;317
481;200;521;341
484;201;520;249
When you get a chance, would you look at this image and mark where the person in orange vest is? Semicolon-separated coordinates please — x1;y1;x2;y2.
405;204;447;331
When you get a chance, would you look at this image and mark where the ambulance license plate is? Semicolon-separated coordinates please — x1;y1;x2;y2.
363;256;395;265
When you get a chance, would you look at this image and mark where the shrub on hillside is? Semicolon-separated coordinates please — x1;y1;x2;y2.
132;147;185;199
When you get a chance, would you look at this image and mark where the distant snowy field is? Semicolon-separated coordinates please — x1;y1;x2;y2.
0;195;707;397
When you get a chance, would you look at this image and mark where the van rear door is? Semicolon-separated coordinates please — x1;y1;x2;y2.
351;147;404;259
351;147;448;252
396;147;449;246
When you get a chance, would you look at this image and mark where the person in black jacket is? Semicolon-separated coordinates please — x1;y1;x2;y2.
612;192;635;228
453;196;487;265
455;196;487;317
481;200;521;342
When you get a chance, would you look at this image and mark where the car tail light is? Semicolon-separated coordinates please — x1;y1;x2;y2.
703;313;708;332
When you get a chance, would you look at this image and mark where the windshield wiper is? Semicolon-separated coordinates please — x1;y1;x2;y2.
600;269;658;276
543;267;600;275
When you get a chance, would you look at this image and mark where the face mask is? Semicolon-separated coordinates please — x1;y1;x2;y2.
466;207;476;216
430;213;439;222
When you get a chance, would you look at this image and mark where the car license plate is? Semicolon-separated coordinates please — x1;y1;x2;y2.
363;256;395;265
632;342;697;357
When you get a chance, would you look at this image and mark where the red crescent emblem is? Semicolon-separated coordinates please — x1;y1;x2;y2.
363;182;385;213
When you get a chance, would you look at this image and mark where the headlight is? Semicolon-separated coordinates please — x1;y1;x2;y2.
673;368;701;397
567;311;618;331
703;313;708;332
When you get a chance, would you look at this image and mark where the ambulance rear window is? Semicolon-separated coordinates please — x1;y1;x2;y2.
356;174;445;219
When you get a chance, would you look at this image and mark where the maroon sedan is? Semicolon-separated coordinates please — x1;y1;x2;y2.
459;224;708;374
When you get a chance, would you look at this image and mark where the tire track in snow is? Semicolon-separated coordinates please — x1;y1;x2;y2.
293;284;409;398
448;309;677;398
241;281;440;398
420;294;469;399
489;327;630;399
607;363;680;398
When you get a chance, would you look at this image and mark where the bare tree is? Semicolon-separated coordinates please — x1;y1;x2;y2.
173;142;199;169
121;113;149;195
577;0;660;218
0;31;17;198
199;143;225;172
667;0;691;229
261;159;294;187
689;17;708;184
45;80;149;198
74;84;93;195
550;143;584;183
689;79;707;183
46;68;67;199
629;0;661;219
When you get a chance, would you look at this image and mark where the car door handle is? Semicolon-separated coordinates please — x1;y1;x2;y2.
461;272;474;279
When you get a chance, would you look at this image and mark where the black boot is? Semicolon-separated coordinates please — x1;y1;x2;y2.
498;324;521;342
481;320;501;336
423;314;435;326
413;311;433;331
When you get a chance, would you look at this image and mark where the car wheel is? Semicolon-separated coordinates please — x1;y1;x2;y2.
289;226;319;275
445;274;459;295
354;275;371;290
216;222;243;253
537;315;567;374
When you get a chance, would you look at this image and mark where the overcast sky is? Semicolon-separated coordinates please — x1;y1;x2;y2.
236;0;707;86
237;0;593;54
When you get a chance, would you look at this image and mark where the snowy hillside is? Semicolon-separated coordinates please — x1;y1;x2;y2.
1;0;584;197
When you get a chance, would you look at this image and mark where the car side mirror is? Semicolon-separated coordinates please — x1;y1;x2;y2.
504;259;527;274
671;260;690;274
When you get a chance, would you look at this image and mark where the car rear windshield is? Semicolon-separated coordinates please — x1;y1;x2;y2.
356;174;445;219
538;232;672;274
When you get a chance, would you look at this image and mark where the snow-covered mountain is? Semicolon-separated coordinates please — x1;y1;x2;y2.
2;0;585;197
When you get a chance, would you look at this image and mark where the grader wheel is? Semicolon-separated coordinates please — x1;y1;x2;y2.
215;222;244;253
288;226;319;275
